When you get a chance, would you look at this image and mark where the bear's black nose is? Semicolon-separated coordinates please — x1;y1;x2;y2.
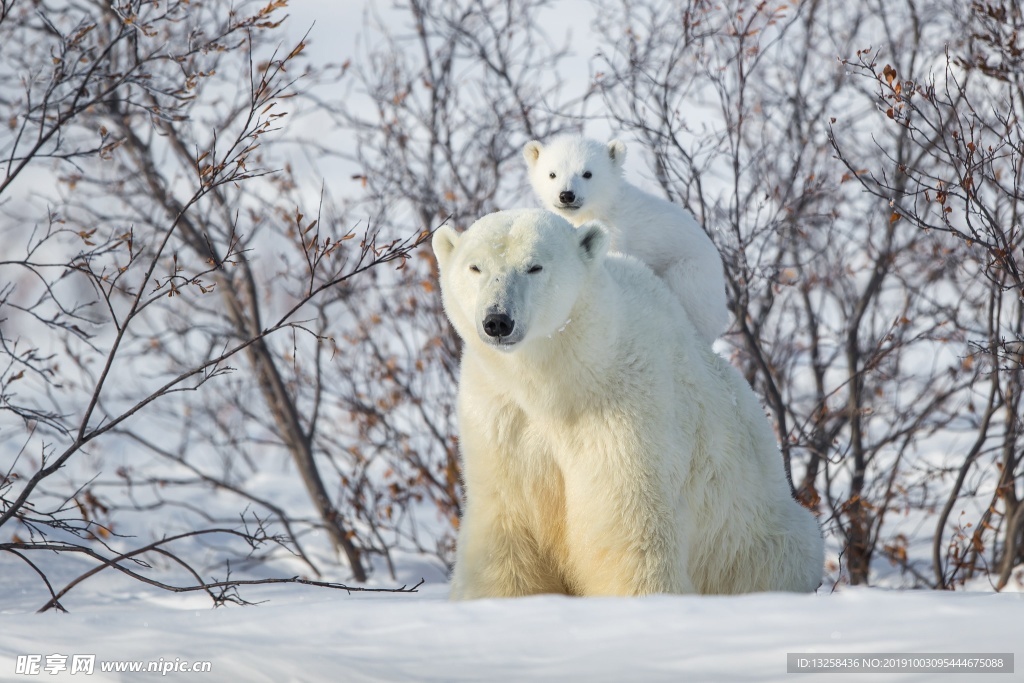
558;190;576;205
483;313;515;338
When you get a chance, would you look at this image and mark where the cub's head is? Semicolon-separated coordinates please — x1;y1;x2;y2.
432;209;608;352
522;135;626;220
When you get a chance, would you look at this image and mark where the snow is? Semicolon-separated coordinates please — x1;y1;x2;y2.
1;580;1021;682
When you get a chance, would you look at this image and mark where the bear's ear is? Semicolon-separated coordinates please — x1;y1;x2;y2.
607;139;627;168
577;221;609;265
431;224;459;271
523;140;543;168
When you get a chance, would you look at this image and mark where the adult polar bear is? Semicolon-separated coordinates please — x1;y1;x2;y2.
524;134;729;345
433;209;822;598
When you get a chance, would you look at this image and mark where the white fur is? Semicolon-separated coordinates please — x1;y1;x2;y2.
524;134;729;344
433;209;823;599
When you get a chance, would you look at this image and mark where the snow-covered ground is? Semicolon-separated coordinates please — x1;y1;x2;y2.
1;580;1020;682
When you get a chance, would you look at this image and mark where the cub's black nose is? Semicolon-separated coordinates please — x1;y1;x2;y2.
558;190;576;204
483;313;515;338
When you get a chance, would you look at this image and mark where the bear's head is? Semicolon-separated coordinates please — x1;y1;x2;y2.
432;209;608;352
522;135;627;221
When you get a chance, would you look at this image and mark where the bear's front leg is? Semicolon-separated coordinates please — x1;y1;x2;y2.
450;492;564;600
558;420;693;597
450;385;566;600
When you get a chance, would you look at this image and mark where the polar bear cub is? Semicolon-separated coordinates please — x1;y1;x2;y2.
433;208;822;598
524;134;729;344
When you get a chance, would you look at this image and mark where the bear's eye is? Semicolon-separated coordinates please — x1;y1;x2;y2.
527;265;543;274
548;172;556;179
582;171;592;179
469;264;481;273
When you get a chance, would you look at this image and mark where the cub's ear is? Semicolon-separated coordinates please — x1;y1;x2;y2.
577;221;609;265
523;140;543;167
607;139;627;168
431;224;459;271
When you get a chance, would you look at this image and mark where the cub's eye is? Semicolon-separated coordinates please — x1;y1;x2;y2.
527;265;543;273
469;265;481;273
582;171;592;179
548;172;556;179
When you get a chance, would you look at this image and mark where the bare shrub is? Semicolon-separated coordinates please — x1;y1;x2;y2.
0;0;426;604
